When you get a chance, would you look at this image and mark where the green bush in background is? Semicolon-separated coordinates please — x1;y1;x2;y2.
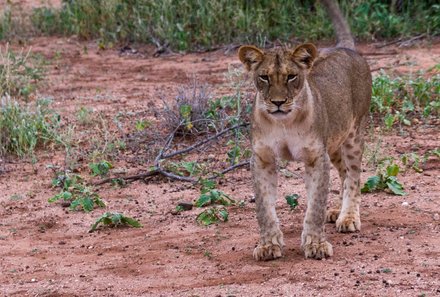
1;0;438;51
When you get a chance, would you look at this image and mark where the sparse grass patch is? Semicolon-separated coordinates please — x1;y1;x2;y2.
0;44;46;100
0;97;60;158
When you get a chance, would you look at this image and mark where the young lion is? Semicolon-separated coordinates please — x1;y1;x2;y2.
238;43;372;260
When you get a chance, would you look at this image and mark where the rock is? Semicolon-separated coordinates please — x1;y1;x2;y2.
177;202;193;211
433;213;439;221
401;201;409;207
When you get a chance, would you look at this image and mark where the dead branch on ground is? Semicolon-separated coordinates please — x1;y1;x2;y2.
94;123;250;186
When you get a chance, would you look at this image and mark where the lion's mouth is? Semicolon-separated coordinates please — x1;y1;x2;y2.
270;109;290;115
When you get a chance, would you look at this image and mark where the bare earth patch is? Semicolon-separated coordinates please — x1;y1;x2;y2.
0;36;439;296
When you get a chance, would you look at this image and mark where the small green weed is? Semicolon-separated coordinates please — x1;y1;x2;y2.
135;119;150;131
89;160;113;177
89;212;142;232
285;194;300;210
49;172;105;212
195;180;234;225
196;207;229;226
361;162;406;196
401;152;425;173
203;250;213;259
76;106;93;125
195;189;234;208
401;148;440;173
195;179;235;207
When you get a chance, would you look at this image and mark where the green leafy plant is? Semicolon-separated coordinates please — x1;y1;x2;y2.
196;206;229;226
49;172;106;212
361;163;406;196
89;212;142;232
285;194;300;210
89;160;113;177
371;71;440;129
195;179;234;207
195;189;234;207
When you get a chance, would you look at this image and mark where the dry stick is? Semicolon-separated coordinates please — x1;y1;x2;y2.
94;123;250;186
375;34;426;49
162;123;249;159
370;64;406;72
360;50;398;56
207;160;250;180
154;121;182;166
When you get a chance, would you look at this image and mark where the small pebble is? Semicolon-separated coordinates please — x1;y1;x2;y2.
401;201;409;207
433;213;439;221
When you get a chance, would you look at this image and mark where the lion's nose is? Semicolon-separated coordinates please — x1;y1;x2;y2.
271;99;286;107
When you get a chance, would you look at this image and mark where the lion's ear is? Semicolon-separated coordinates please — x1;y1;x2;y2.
238;45;264;71
291;43;317;69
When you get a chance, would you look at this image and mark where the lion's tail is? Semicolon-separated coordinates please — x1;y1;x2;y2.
320;0;355;50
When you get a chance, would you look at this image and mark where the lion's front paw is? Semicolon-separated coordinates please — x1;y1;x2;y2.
253;232;284;261
336;213;361;233
253;243;283;261
302;235;333;260
325;208;340;223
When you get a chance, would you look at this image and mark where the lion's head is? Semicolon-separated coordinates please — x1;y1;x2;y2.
238;44;317;117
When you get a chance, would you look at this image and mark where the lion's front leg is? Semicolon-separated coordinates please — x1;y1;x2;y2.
252;150;284;261
302;152;333;259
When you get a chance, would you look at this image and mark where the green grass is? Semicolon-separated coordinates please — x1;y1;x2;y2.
0;0;434;51
0;97;60;158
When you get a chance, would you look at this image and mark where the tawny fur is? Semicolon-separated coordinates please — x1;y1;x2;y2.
238;44;372;261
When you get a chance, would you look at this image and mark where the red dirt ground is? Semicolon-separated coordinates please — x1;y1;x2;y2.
0;8;439;296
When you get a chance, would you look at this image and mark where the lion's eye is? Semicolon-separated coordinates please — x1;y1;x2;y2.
259;75;269;82
287;74;297;82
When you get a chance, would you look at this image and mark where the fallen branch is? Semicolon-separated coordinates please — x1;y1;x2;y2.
370;64;406;72
375;34;426;49
162;123;249;159
360;50;398;56
208;160;250;179
94;123;250;186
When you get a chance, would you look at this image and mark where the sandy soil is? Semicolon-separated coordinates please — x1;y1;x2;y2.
0;31;440;297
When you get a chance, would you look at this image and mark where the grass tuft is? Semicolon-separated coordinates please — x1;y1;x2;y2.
0;97;60;158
